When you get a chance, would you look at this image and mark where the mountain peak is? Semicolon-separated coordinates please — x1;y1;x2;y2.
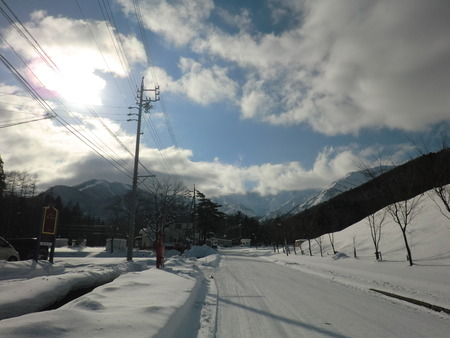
73;179;110;191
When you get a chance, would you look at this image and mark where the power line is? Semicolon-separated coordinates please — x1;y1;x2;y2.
129;0;188;185
1;0;187;190
76;0;162;177
0;41;133;179
98;0;139;94
0;1;137;179
0;114;52;128
0;0;60;73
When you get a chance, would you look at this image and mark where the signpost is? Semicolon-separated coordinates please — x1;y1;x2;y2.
40;206;59;263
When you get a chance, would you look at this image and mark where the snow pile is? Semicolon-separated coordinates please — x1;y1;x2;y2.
0;256;149;320
183;245;217;259
0;259;65;280
332;252;349;260
183;245;220;268
0;247;208;337
0;267;198;338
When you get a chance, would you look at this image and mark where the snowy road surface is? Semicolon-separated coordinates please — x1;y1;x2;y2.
212;251;449;338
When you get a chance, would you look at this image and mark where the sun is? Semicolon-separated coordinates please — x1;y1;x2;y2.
31;59;106;106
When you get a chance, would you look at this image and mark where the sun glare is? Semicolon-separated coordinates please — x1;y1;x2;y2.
31;59;106;106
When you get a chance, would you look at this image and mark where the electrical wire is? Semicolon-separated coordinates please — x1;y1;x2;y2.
0;114;52;128
130;0;188;186
0;43;133;179
0;1;136;179
0;0;188;191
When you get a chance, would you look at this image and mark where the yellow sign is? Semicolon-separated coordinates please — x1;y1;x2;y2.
42;206;58;235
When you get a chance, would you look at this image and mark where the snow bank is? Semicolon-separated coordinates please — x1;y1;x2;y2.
0;259;148;320
0;266;198;337
332;252;349;260
0;259;65;280
182;245;220;268
183;245;217;259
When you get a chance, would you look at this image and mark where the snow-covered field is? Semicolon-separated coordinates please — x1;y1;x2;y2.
0;194;449;337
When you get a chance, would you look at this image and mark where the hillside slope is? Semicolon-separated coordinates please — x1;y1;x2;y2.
288;149;450;237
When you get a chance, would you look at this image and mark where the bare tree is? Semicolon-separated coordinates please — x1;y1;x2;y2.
4;170;38;198
354;150;392;181
141;178;188;247
387;195;424;266
352;235;357;258
328;232;337;254
356;150;425;266
314;235;324;257
367;208;387;260
412;135;449;222
428;185;450;222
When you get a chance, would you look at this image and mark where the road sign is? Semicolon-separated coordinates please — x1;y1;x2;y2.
42;206;58;235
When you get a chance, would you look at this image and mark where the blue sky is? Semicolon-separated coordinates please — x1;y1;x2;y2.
1;0;449;197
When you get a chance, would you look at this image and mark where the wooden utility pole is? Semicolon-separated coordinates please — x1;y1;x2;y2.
193;184;196;245
127;77;159;261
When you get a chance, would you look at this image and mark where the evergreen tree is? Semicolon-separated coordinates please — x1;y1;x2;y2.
0;156;6;196
196;191;225;244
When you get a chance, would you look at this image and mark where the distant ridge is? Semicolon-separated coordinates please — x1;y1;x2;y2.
261;167;390;222
45;179;130;221
287;149;450;238
42;150;449;229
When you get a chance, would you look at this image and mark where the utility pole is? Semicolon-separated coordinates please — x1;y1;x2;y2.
127;77;159;261
193;184;196;245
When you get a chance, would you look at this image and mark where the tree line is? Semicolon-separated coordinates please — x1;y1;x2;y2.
133;180;264;248
0;156;264;248
0;156;101;239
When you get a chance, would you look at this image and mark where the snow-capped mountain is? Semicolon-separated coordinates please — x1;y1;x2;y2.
291;170;376;213
259;167;391;221
46;179;131;220
217;200;258;217
73;179;130;200
44;167;389;222
216;190;318;219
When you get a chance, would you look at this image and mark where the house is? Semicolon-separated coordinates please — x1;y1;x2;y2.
240;238;251;246
138;214;193;250
163;214;193;244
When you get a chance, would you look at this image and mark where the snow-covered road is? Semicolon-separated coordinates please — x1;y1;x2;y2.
1;242;449;337
212;251;449;338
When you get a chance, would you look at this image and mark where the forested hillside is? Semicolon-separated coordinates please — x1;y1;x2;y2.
285;148;450;238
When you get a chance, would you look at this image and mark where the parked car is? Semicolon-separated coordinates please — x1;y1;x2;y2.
0;236;20;261
5;238;49;260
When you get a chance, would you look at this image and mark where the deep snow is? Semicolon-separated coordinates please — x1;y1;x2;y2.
0;193;449;337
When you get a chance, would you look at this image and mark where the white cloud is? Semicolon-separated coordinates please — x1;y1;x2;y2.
3;1;445;201
0;83;412;197
185;0;450;135
0;91;134;187
116;0;214;47
149;58;238;105
177;58;238;105
1;11;146;105
216;7;252;32
139;145;377;197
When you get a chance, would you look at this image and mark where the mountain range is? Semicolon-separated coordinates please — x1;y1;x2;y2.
43;168;379;222
47;179;131;220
